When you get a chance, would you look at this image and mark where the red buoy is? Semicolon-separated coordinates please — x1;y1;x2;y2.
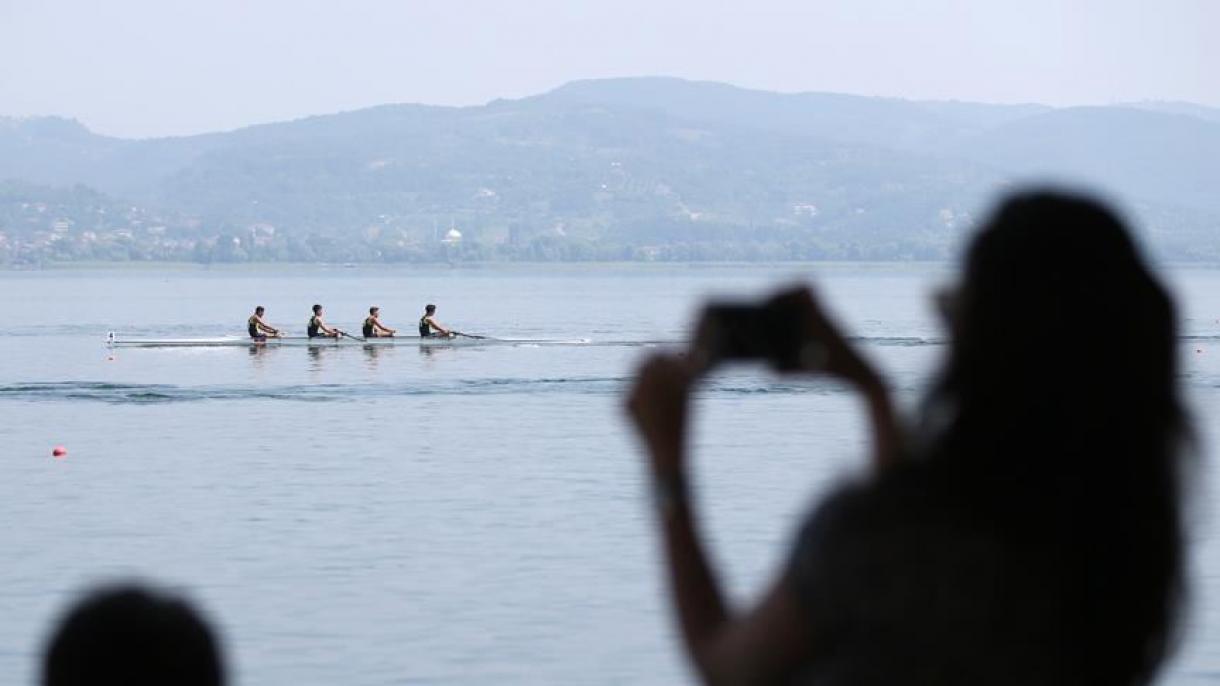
51;446;67;458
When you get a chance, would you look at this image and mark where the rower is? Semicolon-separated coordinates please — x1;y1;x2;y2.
248;306;281;341
363;306;396;338
307;304;340;338
418;304;452;338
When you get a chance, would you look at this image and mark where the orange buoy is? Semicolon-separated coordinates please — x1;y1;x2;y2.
52;446;67;458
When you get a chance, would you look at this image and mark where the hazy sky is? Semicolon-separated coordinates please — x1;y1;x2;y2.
1;0;1216;138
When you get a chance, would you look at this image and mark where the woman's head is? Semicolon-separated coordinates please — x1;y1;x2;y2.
923;190;1188;682
933;190;1182;467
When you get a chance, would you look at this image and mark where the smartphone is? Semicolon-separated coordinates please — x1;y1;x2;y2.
699;299;808;370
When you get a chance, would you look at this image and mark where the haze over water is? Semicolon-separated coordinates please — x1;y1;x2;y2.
1;263;1219;684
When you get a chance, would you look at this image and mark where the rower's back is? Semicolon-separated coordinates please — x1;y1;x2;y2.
308;305;323;338
419;305;437;337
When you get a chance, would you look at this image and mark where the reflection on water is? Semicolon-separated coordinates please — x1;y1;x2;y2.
417;344;464;362
361;343;396;371
247;344;269;367
307;345;326;373
362;343;381;366
247;341;470;376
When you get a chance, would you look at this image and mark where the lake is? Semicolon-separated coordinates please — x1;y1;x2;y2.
1;263;1218;685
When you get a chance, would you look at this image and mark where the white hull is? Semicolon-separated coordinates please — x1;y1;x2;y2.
106;334;585;348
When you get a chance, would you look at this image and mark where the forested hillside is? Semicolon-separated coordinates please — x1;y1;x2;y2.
3;77;1218;264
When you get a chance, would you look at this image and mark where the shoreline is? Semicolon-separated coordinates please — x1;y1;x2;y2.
2;259;1218;274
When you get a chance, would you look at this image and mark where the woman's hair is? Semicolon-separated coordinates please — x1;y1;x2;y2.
921;190;1188;683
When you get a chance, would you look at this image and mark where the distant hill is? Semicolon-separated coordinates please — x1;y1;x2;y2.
958;106;1220;212
1123;101;1220;125
1;77;1218;264
538;77;1051;153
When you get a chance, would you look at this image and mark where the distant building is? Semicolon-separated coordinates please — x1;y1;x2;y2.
442;228;462;243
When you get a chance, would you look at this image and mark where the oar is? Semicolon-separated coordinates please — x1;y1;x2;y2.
452;331;487;340
337;330;366;342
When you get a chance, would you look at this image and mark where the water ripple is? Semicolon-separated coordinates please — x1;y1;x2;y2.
0;377;875;404
0;379;629;404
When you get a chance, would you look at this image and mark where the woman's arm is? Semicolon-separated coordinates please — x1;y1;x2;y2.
774;287;901;474
628;356;813;684
627;288;899;682
861;379;900;473
655;477;813;684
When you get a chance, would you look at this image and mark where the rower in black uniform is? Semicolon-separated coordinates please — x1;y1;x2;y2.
363;306;397;338
248;306;281;342
308;304;340;339
419;304;452;338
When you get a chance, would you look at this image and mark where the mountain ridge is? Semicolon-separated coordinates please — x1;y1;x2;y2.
2;77;1218;264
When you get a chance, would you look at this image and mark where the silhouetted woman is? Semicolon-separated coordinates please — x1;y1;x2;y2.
627;191;1189;685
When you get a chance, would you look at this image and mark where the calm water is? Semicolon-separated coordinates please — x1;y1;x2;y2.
1;263;1218;685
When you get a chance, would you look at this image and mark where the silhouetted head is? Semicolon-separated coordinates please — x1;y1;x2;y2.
312;304;322;314
370;306;379;315
425;304;436;314
930;191;1183;468
43;584;224;686
254;306;264;315
922;190;1188;683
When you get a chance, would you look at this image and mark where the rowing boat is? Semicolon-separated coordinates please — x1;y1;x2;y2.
105;334;584;348
105;333;587;348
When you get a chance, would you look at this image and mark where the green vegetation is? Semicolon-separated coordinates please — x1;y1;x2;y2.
2;78;1218;265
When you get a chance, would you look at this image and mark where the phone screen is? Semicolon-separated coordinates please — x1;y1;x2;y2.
702;303;805;369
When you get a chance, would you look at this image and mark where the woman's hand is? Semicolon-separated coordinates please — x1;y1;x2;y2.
625;354;696;477
772;287;901;469
770;287;883;391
